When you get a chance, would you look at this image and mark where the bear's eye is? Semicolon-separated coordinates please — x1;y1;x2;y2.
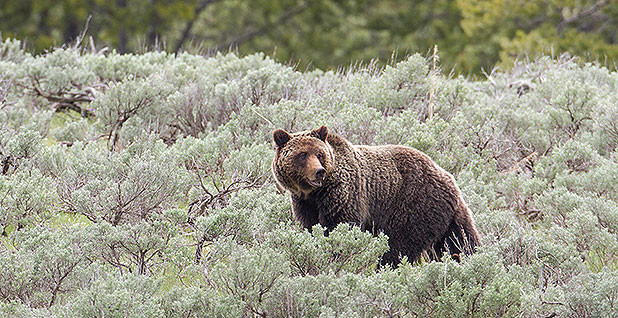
316;152;324;161
297;152;307;161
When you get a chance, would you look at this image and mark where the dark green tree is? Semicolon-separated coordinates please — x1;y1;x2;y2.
1;0;616;73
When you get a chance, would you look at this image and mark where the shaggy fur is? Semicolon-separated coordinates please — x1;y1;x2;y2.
272;126;481;265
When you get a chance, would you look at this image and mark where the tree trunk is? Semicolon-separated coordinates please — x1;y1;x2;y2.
117;0;128;53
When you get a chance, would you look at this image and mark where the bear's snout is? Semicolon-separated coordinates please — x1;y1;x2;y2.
305;159;326;188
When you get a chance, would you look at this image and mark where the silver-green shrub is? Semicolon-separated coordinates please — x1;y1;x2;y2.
0;43;617;317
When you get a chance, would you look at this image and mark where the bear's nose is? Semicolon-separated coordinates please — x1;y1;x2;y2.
315;167;326;180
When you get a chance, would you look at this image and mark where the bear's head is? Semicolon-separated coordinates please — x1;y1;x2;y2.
272;126;334;195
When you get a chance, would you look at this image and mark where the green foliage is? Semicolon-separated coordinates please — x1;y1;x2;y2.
265;224;389;276
0;226;92;308
58;274;168;317
208;242;290;317
0;168;56;234
41;137;190;224
0;45;617;316
458;0;618;73
2;1;617;75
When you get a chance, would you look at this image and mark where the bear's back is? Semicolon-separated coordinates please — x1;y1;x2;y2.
352;144;459;231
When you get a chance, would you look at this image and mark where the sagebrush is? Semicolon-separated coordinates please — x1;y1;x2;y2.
1;38;617;317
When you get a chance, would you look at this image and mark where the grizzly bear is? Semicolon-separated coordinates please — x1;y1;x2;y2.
272;126;481;265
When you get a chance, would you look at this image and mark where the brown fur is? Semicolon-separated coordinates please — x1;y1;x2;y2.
272;126;481;265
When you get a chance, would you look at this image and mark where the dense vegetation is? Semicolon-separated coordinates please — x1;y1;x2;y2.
1;38;618;317
1;0;617;74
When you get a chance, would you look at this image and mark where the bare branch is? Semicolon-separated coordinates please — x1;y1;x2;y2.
557;1;610;33
174;0;221;53
71;15;93;50
19;76;97;117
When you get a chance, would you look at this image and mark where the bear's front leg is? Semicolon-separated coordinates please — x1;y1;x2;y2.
317;200;363;236
292;196;319;230
318;213;337;236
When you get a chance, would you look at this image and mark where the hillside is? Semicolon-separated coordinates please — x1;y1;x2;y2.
1;38;618;317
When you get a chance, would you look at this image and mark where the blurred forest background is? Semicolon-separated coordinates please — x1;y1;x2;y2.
1;0;617;74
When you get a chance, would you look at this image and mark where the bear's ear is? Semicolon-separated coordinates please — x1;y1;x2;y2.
273;129;291;148
311;126;328;142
